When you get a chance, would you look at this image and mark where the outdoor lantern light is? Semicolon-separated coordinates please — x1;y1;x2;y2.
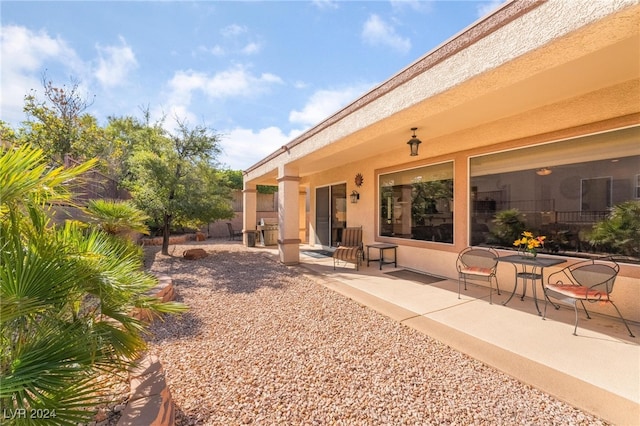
407;127;422;156
350;190;360;203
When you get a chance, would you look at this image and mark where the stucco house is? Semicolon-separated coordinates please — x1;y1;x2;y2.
242;0;640;323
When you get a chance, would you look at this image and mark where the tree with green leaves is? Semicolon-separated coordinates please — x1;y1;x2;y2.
7;79;238;254
220;169;278;194
0;144;187;425
20;75;103;165
221;168;243;190
101;111;165;185
0;120;18;146
125;119;235;255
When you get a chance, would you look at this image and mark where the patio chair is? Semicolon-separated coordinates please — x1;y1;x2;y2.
544;259;635;337
332;227;363;271
456;247;500;304
226;223;242;241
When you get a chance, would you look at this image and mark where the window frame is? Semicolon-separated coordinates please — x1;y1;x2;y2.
377;160;455;244
467;126;640;263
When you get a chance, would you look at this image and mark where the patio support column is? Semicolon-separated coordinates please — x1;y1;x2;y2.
299;188;308;243
243;181;257;247
277;164;301;265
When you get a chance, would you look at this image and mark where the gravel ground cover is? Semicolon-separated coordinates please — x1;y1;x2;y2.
145;241;605;425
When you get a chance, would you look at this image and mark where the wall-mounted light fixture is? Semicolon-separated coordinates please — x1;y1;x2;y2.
350;190;360;204
536;167;552;176
407;127;422;156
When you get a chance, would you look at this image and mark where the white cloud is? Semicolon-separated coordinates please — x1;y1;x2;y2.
220;126;304;170
207;24;262;56
289;84;372;127
389;0;433;14
361;14;411;54
241;42;261;55
94;36;138;88
293;80;308;89
157;65;284;142
210;45;225;56
221;24;247;38
476;0;505;18
151;104;199;135
200;41;260;57
312;0;339;10
0;25;84;124
1;25;79;71
166;65;283;106
222;83;374;168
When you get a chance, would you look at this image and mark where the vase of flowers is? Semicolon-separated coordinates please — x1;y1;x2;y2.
514;231;546;258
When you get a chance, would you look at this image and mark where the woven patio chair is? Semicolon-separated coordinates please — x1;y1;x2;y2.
332;227;363;271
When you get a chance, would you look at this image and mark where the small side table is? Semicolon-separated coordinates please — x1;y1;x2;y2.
366;243;398;270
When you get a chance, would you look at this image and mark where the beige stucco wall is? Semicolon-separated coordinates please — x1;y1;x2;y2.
301;117;639;323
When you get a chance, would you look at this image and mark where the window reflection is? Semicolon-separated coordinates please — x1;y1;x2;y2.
469;127;640;263
379;162;454;243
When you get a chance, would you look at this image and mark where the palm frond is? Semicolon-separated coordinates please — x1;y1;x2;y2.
0;144;96;209
84;199;150;235
1;319;102;425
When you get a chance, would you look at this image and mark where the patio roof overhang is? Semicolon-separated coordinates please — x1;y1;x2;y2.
244;1;640;186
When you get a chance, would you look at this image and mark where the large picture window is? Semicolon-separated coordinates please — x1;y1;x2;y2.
379;162;454;243
470;127;640;262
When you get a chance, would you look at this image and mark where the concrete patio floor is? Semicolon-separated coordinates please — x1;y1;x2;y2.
256;245;640;425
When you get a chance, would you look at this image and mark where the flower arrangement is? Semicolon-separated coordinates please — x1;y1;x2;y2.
513;231;546;257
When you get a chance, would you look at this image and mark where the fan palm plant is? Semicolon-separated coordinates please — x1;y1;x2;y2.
0;144;186;425
84;199;150;237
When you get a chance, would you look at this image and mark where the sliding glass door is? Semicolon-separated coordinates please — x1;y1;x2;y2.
315;183;346;247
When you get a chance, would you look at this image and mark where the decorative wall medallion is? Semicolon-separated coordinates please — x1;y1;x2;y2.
355;173;364;187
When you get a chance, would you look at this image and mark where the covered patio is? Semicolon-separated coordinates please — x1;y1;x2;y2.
240;2;639;423
259;243;639;424
242;1;640;330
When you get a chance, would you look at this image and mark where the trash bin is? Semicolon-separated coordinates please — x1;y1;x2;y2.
246;230;256;247
258;218;278;246
262;226;278;246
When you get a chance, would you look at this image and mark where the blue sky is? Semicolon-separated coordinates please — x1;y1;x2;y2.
1;0;503;170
